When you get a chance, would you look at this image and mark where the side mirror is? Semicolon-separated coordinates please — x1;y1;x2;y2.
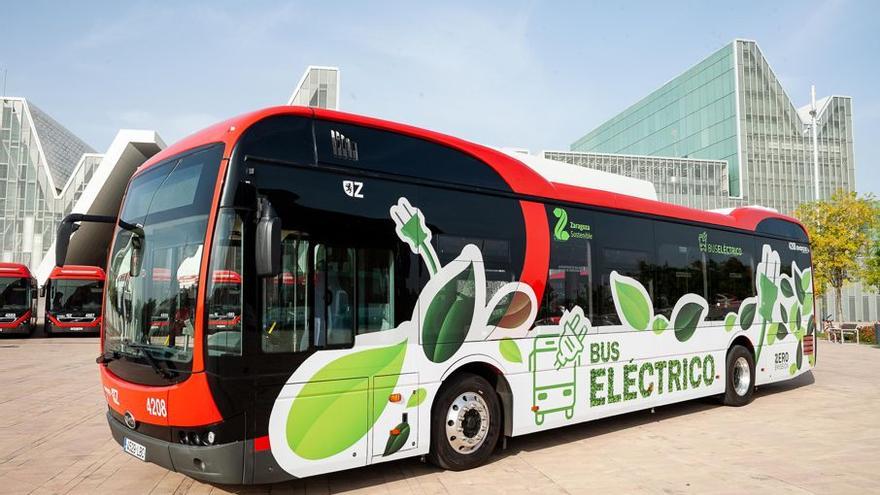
55;220;79;267
256;199;281;277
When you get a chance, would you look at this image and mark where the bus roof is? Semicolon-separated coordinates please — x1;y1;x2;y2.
49;265;106;281
0;263;31;279
137;106;807;236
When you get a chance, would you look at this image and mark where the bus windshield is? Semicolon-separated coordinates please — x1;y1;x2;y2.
0;277;29;314
48;279;103;316
103;144;222;382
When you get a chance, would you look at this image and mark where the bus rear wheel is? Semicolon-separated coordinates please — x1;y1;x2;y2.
428;373;501;471
723;345;755;406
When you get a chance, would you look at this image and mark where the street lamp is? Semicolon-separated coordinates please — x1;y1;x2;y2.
808;85;821;201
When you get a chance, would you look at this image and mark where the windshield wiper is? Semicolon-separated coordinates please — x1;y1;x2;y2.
96;349;120;364
123;341;177;379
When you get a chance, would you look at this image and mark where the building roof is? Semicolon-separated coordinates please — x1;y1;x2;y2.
22;100;96;188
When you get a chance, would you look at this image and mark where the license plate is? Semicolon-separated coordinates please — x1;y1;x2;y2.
124;437;146;461
71;327;83;331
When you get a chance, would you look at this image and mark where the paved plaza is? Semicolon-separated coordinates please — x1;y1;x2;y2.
0;337;878;494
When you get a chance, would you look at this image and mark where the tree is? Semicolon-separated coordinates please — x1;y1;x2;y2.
795;190;879;323
865;216;880;293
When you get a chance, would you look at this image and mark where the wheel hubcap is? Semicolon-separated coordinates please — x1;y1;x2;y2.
733;356;751;396
445;392;489;454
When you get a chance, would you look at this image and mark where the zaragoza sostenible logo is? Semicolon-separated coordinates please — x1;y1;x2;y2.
553;207;570;242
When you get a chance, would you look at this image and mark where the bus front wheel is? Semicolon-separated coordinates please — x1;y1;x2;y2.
723;345;755;406
428;373;501;471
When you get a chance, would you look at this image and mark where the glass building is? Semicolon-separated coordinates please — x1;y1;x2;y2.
1;97;100;270
571;39;855;215
566;39;869;321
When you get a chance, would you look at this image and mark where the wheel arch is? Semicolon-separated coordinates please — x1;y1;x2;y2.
439;355;514;437
728;334;756;358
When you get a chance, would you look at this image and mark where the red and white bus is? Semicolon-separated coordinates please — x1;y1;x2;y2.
44;265;105;335
0;263;37;335
57;106;816;483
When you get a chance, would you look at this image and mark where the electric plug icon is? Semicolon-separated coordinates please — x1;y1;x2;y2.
555;309;589;369
390;197;440;275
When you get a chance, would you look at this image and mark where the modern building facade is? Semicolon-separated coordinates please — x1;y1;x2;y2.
571;39;855;216
543;150;735;211
1;98;99;269
563;39;870;321
288;66;340;110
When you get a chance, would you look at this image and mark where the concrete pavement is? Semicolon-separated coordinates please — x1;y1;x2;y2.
0;337;878;494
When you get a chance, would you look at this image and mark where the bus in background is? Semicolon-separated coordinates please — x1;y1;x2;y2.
0;263;36;335
55;106;816;484
44;265;105;335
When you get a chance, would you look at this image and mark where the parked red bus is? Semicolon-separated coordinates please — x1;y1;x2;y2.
56;106;815;483
0;263;36;335
44;265;105;335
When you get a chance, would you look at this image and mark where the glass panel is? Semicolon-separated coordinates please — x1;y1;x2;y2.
205;210;243;357
356;248;394;333
262;234;310;353
315;245;355;347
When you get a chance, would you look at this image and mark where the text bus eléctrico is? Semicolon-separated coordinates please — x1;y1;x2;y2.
0;263;37;335
56;106;816;484
44;265;105;335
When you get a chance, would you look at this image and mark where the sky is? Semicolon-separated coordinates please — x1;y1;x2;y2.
4;0;878;196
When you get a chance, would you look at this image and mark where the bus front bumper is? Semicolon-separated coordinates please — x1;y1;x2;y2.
0;322;32;336
107;411;246;484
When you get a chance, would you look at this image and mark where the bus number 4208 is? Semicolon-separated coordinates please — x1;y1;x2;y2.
146;397;167;418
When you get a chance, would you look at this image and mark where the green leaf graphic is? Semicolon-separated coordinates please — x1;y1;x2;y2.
807;317;815;336
499;338;523;363
779;303;788;326
382;422;411;456
613;275;652;331
423;263;475;363
796;340;804;370
780;278;793;298
407;388;427;408
766;323;778;345
776;322;788;341
739;302;756;330
652;315;669;335
803;293;813;317
674;302;704;342
789;363;798;376
286;340;407;460
801;268;812;293
758;274;778;321
794;270;805;305
808;353;815;367
724;312;737;332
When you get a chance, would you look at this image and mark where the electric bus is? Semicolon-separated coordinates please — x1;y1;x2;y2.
0;263;36;335
56;106;816;484
44;265;105;335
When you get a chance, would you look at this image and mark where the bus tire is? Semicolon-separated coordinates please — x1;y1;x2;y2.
428;373;501;471
723;345;755;406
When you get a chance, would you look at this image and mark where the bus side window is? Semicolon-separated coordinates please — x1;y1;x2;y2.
705;230;754;320
262;235;311;353
654;222;707;319
206;210;244;357
593;212;654;328
312;245;397;348
539;205;593;325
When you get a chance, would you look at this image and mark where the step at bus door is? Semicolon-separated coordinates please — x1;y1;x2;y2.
372;373;419;458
